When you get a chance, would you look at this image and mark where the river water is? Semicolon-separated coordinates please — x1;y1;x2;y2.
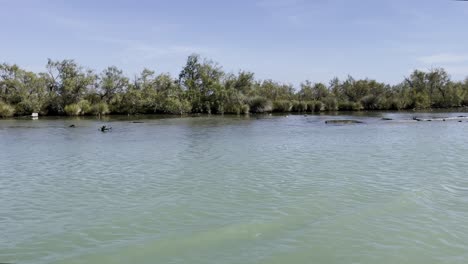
1;112;468;264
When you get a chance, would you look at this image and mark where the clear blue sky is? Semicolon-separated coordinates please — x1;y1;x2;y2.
1;0;467;86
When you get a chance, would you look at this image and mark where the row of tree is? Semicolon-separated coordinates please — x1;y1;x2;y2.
1;55;468;117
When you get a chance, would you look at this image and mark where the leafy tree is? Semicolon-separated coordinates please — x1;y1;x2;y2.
99;66;129;103
44;59;96;114
1;56;467;117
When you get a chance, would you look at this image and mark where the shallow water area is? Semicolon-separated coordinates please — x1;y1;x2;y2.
2;112;468;264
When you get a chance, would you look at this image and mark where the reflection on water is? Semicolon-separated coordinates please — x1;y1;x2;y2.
1;112;468;264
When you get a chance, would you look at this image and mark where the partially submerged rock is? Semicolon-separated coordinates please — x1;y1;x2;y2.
325;120;363;124
381;117;393;121
413;116;464;122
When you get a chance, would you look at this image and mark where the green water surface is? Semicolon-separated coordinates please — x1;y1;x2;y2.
1;112;468;264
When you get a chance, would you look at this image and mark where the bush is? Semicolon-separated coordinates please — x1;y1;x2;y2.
224;102;250;115
162;98;192;114
78;100;92;115
15;100;37;116
240;104;250;114
92;102;110;116
360;95;380;110
204;101;212;114
322;97;338;111
0;101;15;117
377;97;400;110
292;101;308;112
412;92;431;109
41;95;62;115
64;104;81;116
248;96;272;113
338;101;363;111
307;101;324;112
273;100;292;112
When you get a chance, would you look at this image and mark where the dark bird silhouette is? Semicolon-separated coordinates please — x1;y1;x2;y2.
100;125;112;132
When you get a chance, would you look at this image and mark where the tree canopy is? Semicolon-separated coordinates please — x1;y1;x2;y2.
1;55;467;117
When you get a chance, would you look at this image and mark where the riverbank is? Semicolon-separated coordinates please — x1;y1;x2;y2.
2;57;468;118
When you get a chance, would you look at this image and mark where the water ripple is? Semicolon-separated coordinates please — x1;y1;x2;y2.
1;114;468;264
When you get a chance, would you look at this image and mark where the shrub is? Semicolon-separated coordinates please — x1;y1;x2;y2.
322;97;338;111
292;101;308;112
412;92;431;109
224;102;250;115
377;97;400;110
0;101;15;117
273;100;292;112
64;104;81;116
92;102;110;116
204;101;212;114
78;100;92;115
338;101;363;111
360;95;379;110
248;96;272;113
240;104;250;114
41;95;62;115
307;101;324;112
15;100;37;116
162;98;191;114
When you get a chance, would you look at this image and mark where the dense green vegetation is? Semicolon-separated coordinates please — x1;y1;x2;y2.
1;55;468;117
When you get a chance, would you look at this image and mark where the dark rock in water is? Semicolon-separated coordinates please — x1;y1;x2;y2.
427;119;432;122
132;121;144;123
69;124;75;127
381;117;393;121
325;120;363;124
443;119;446;121
458;116;466;118
459;120;463;123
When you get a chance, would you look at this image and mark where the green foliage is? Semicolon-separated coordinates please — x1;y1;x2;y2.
360;95;380;110
119;88;143;114
45;59;97;109
78;100;92;115
412;92;431;109
292;101;308;112
161;98;191;115
248;96;272;113
273;100;292;112
0;101;15;117
64;100;93;116
298;81;329;101
64;104;81;116
14;100;39;116
306;101;324;112
1;57;467;116
322;97;338;111
338;101;363;111
99;66;128;103
92;102;110;116
224;101;249;115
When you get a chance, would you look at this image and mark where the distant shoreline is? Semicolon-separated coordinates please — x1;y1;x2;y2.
2;55;468;118
3;109;468;122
